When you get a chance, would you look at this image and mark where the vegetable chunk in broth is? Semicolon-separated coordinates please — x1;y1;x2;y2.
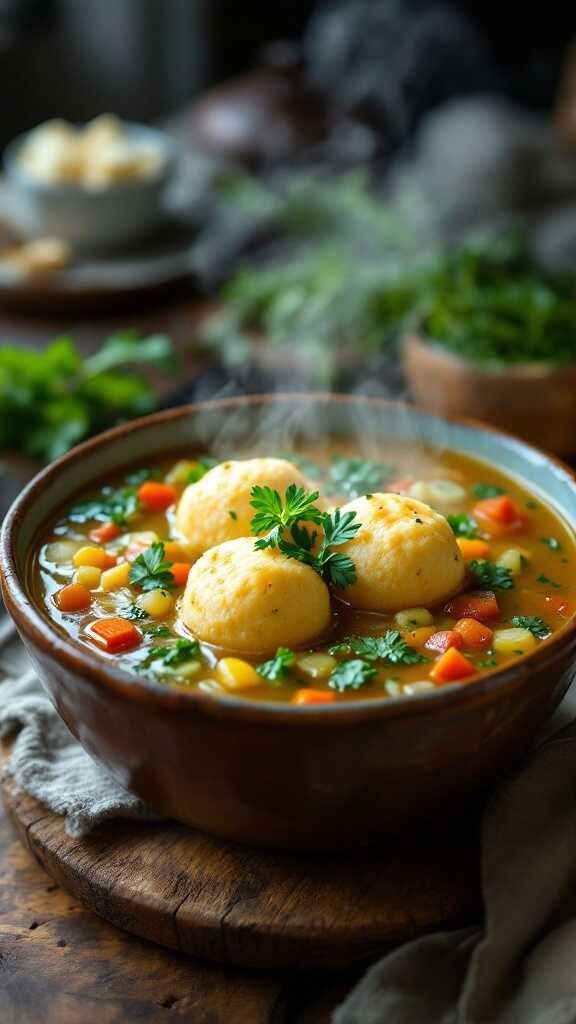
33;444;576;704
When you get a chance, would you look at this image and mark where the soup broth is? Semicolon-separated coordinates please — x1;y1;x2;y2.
32;443;576;704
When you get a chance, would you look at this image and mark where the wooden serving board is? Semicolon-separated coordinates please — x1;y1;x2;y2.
1;754;481;972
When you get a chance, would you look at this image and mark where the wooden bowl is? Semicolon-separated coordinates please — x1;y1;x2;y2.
403;333;576;456
2;395;576;851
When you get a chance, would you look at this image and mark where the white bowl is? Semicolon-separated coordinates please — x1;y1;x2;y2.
3;123;175;251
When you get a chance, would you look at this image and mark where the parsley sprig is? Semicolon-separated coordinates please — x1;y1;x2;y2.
128;541;174;592
70;485;139;526
329;659;377;692
329;631;428;665
251;484;325;550
147;639;200;667
469;559;515;590
471;483;505;499
511;616;550;639
257;647;296;683
329;456;394;499
250;486;361;588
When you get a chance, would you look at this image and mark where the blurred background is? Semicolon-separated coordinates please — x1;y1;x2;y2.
2;0;576;488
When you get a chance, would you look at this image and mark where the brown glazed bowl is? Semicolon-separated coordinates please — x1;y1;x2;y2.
2;395;576;851
403;333;576;457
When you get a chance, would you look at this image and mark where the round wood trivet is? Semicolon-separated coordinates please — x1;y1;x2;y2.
1;763;481;971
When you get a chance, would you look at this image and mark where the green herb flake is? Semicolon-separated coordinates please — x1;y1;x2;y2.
541;537;562;552
228;510;238;521
536;574;561;589
148;638;200;667
256;647;296;684
447;513;478;539
329;631;428;666
70;486;140;526
128;541;174;592
469;559;515;590
329;659;377;692
471;483;505;499
511;615;551;639
125;604;150;622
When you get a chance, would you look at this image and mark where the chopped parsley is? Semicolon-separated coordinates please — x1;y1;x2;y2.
69;486;139;526
228;510;238;520
541;537;562;552
469;559;515;590
476;656;497;668
329;456;395;499
446;513;478;539
329;659;377;692
125;468;160;487
125;604;150;622
536;574;561;589
142;623;172;639
329;631;428;666
471;483;505;499
147;639;200;667
510;615;550;639
128;541;174;592
256;647;296;683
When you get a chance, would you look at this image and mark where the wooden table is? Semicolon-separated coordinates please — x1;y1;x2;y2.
0;293;360;1023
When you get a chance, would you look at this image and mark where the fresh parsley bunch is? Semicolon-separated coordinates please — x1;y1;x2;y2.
250;485;360;588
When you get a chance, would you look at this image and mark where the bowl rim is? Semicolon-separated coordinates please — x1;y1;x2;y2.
2;392;576;725
3;121;175;195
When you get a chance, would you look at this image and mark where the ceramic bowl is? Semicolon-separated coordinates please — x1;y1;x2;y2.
3;123;174;250
403;333;576;457
2;395;576;851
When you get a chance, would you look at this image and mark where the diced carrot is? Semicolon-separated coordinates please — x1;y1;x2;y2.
444;590;500;623
457;538;491;561
292;689;335;705
454;617;494;650
430;647;476;684
89;522;121;544
137;482;177;511
88;617;141;653
170;562;192;587
473;497;528;537
387;476;415;494
54;583;91;613
545;596;574;619
425;630;463;654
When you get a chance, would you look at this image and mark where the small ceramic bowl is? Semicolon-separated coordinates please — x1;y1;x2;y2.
2;395;576;851
403;333;576;457
3;123;174;250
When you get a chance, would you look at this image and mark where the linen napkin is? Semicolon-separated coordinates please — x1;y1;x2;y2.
0;627;157;837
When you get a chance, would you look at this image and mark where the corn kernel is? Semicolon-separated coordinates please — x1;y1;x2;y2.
101;561;131;592
497;548;530;576
137;588;174;618
493;627;537;656
73;565;101;590
216;658;261;691
73;545;110;569
395;607;434;629
296;653;337;680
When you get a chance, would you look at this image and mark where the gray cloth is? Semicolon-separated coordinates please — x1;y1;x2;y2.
335;719;576;1024
0;665;158;837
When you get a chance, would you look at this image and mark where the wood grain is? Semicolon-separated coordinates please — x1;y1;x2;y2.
1;749;481;973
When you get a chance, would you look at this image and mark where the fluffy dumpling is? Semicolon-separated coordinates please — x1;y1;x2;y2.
180;537;331;654
175;457;320;560
335;493;465;613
